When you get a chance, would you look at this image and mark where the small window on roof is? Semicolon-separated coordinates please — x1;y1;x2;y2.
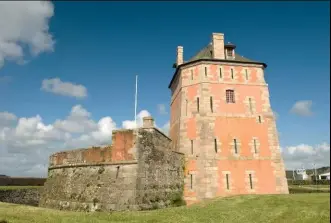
227;49;233;57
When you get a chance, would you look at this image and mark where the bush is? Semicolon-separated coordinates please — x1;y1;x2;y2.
289;187;330;194
287;179;330;186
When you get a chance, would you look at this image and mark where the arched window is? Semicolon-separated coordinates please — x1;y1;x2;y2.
226;90;235;103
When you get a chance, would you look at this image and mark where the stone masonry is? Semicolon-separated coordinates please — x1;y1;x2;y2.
39;117;185;212
169;32;289;205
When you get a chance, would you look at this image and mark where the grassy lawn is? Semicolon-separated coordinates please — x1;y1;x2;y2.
0;194;329;223
0;186;42;191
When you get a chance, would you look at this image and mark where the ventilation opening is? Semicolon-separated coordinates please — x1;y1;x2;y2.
205;67;207;77
234;139;238;154
249;173;253;189
226;174;230;190
191;140;194;154
190;174;193;189
258;115;262;123
214;138;218;153
116;166;120;179
197;97;200;112
253;139;257;153
191;70;193;80
210;96;213;113
245;69;248;80
220;68;223;79
231;69;234;79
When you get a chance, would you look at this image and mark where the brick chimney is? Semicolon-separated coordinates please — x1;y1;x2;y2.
212;33;225;59
176;46;184;66
143;116;154;128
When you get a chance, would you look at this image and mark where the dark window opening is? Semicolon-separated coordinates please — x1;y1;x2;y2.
245;69;248;80
197;97;200;112
258;116;262;123
220;68;223;78
214;138;218;153
191;140;194;154
191;70;193;80
249;173;253;189
210;96;213;113
227;49;233;57
234;139;238;154
116;166;120;179
253;139;257;153
226;90;235;103
249;98;253;113
190;174;193;189
205;67;207;77
231;69;234;79
226;174;230;190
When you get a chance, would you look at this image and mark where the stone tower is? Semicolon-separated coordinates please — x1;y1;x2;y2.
169;33;289;205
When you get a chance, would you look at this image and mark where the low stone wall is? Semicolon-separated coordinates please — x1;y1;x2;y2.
0;188;40;206
40;127;185;212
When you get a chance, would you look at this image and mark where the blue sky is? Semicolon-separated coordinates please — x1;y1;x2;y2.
0;1;330;176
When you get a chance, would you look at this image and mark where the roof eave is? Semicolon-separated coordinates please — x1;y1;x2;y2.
168;59;267;89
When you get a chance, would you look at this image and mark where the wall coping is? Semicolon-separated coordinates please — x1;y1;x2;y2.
49;160;138;170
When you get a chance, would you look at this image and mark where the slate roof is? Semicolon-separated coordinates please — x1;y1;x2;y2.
169;43;266;88
187;43;262;64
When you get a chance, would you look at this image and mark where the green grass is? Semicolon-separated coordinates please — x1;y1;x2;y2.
0;194;330;223
0;186;42;191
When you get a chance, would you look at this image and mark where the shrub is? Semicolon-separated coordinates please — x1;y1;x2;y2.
287;179;330;186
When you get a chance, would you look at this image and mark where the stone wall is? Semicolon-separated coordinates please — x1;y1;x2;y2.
135;128;185;209
39;126;185;212
0;188;41;206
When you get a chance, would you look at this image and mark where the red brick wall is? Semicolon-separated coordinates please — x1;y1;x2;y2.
49;130;136;167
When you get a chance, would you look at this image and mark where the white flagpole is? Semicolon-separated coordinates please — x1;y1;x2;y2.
135;75;138;128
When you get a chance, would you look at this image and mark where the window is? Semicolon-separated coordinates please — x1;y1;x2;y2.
190;174;193;189
234;139;238;154
253;139;257;153
210;96;213;113
226;174;230;190
205;67;207;77
197;97;200;112
258;115;262;123
191;70;193;80
245;69;248;80
214;138;218;153
249;174;253;189
191;140;194;154
227;49;233;57
231;69;234;79
219;68;223;79
249;98;253;113
226;90;235;103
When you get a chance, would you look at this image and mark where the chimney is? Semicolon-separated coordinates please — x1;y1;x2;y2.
176;46;184;66
212;33;225;59
143;116;154;128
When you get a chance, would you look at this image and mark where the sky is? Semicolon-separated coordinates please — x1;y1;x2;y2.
0;1;330;177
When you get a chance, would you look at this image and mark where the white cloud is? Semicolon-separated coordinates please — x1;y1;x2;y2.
0;1;55;68
0;106;173;177
41;78;88;99
157;104;168;115
290;100;313;116
281;143;330;170
122;110;151;129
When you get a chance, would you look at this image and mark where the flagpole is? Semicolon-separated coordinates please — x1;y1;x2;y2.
135;75;138;128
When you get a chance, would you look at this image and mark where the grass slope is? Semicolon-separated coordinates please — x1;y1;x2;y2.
0;194;330;223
